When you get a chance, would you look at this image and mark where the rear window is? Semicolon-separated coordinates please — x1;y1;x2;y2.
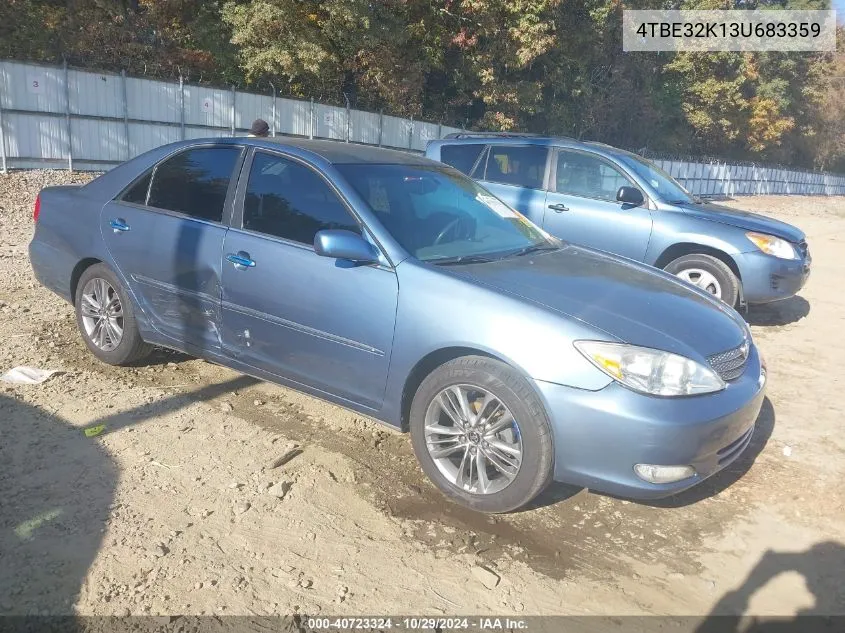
483;145;548;189
147;147;241;222
440;144;487;177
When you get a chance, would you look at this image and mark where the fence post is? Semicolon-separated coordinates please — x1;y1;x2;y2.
231;86;236;136
63;59;72;172
437;122;443;140
121;70;130;160
378;110;383;147
179;75;185;140
408;116;414;149
309;98;314;139
0;97;6;173
270;83;277;137
345;99;350;143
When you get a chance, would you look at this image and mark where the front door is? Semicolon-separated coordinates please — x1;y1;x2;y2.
220;150;398;409
101;145;243;352
542;148;653;261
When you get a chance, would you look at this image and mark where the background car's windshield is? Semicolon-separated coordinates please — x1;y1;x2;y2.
337;164;557;262
618;154;694;203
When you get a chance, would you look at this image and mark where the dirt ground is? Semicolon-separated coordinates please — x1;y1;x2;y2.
0;171;843;622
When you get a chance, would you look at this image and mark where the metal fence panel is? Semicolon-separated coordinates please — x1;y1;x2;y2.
3;111;67;159
0;61;65;114
2;59;844;194
349;109;381;145
184;85;232;131
382;114;410;149
71;117;124;162
125;76;179;123
69;69;123;118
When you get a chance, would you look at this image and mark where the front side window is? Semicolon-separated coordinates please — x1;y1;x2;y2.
337;163;558;263
555;150;634;202
242;152;359;244
483;145;548;189
147;147;241;222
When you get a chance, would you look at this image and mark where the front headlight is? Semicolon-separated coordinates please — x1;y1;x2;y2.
746;232;797;260
574;341;726;397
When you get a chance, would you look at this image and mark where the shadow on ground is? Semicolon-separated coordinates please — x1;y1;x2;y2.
0;394;115;616
0;374;254;618
696;542;845;631
746;296;810;327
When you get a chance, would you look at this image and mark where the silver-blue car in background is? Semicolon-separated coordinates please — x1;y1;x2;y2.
426;134;811;307
29;138;767;512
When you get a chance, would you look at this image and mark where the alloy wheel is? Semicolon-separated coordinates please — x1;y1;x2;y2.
423;384;523;495
80;277;124;352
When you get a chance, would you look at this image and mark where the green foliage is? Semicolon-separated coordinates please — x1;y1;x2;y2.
1;0;841;169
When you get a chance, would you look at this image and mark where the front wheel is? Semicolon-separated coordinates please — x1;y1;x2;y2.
409;356;554;513
664;253;740;306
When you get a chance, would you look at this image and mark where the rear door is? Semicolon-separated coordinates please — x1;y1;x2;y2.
220;149;398;409
542;148;653;261
101;145;244;353
474;144;551;226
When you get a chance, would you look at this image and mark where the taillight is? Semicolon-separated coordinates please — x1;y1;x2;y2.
33;194;41;223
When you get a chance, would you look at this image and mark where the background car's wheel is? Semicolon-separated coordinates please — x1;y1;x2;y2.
664;254;740;306
74;263;153;366
409;355;554;513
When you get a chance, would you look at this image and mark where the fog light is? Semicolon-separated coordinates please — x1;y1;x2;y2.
634;464;696;484
758;367;767;389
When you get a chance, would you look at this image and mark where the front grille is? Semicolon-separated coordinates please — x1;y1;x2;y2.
707;341;749;382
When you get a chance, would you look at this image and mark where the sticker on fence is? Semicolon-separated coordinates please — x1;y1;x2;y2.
202;98;212;113
26;72;44;95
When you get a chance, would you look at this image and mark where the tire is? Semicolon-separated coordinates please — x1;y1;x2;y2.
664;253;740;306
74;263;153;366
409;355;554;513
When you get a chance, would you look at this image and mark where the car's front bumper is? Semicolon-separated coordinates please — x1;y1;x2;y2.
736;247;811;304
534;345;766;499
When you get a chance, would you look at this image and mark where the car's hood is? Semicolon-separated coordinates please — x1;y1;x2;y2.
674;200;805;243
447;246;748;359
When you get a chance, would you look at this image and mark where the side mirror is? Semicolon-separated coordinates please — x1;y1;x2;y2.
616;186;644;206
314;229;380;264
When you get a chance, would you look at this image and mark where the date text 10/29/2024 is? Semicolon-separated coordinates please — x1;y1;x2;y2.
306;617;529;630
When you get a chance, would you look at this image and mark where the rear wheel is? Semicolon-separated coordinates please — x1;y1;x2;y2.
409;356;554;513
74;264;153;366
664;253;740;306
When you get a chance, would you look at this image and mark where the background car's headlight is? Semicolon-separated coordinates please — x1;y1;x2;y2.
574;341;726;396
746;232;797;260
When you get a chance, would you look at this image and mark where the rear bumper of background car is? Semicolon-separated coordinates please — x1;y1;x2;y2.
533;344;767;500
736;246;811;304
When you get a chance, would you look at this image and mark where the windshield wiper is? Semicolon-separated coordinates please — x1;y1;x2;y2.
431;254;499;265
508;243;560;258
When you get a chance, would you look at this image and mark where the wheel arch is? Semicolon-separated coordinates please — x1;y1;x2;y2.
400;346;517;432
70;257;104;303
654;243;742;281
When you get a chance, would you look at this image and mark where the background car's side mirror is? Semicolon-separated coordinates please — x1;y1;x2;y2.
616;186;644;206
314;229;380;264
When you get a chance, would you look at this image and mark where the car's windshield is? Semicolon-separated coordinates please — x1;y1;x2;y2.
336;163;559;263
618;154;694;204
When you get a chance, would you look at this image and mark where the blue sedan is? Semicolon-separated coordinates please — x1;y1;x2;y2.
29;138;766;512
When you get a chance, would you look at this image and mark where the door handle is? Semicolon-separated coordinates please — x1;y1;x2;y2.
548;203;569;213
110;218;130;232
226;252;256;269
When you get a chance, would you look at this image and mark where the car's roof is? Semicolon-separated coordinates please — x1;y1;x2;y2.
245;137;437;166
